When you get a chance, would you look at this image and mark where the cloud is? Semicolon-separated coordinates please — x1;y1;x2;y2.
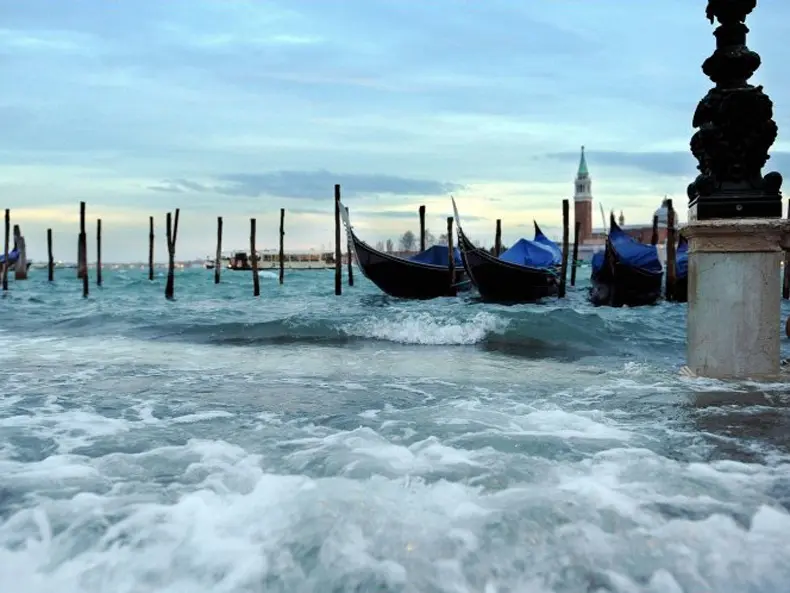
148;179;209;194
285;206;484;221
544;150;697;177
149;171;463;200
4;0;790;261
544;150;790;178
354;210;485;221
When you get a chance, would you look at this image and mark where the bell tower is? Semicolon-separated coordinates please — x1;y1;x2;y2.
573;146;593;243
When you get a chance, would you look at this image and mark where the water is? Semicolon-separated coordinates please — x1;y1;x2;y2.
2;267;790;592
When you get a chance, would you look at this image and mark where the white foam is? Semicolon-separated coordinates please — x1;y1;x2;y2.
0;409;132;454
284;427;484;477
170;411;235;425
509;409;633;441
343;311;509;345
1;442;789;592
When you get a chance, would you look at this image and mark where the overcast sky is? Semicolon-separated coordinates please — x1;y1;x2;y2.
3;0;789;262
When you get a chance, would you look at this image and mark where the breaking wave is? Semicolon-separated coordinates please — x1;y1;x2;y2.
8;302;688;365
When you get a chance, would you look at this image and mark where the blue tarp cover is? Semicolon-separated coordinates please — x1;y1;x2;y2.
533;229;562;265
676;237;688;279
499;238;556;269
591;250;606;274
0;248;19;265
610;226;662;273
409;244;463;268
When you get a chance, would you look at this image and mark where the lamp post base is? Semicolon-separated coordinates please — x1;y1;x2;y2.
684;217;790;380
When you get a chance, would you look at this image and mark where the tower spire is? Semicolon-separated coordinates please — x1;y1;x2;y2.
577;145;589;177
573;144;593;246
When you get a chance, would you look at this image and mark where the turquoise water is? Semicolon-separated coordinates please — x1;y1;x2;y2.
1;267;790;592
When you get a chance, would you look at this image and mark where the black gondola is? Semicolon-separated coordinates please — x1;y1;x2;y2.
451;198;560;303
589;215;664;307
340;203;469;300
673;235;689;303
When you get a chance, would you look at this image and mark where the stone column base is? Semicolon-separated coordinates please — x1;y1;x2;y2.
683;218;790;380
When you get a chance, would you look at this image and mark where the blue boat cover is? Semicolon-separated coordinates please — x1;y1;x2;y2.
610;226;663;273
676;237;688;279
533;229;562;265
499;238;556;269
408;245;463;268
0;248;19;265
591;250;605;274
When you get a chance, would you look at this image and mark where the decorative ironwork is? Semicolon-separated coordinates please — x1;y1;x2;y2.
687;0;783;219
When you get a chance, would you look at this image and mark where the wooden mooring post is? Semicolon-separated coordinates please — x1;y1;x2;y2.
783;199;790;300
494;219;502;256
651;214;659;245
78;201;88;298
251;217;260;297
77;236;83;277
12;225;27;280
165;208;180;300
96;219;102;287
215;216;222;284
148;216;155;281
47;229;54;282
419;205;426;252
165;213;173;299
2;208;9;291
334;184;342;296
172;208;180;252
345;206;354;286
570;220;581;286
558;199;570;298
447;216;455;292
665;199;677;301
279;208;285;285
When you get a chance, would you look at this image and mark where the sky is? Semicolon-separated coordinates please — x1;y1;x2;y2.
2;0;790;262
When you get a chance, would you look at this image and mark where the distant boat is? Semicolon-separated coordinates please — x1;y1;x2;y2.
227;250;255;271
452;198;560;303
589;215;663;307
216;251;328;271
340;202;469;300
673;235;689;303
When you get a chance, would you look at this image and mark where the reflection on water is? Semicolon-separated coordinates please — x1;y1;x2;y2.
692;386;790;463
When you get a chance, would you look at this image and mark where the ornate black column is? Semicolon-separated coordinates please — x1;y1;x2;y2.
688;0;783;220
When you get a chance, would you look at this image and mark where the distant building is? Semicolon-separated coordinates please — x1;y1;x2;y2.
574;146;594;244
572;146;676;260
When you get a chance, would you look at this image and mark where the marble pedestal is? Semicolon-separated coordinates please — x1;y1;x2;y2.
684;218;790;380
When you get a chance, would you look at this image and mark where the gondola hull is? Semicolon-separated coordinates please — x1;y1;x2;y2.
590;261;663;307
673;275;688;303
673;237;689;303
588;216;664;307
1;262;32;272
352;234;467;300
458;232;558;303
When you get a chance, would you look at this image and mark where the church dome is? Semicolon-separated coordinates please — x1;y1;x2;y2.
654;198;673;225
